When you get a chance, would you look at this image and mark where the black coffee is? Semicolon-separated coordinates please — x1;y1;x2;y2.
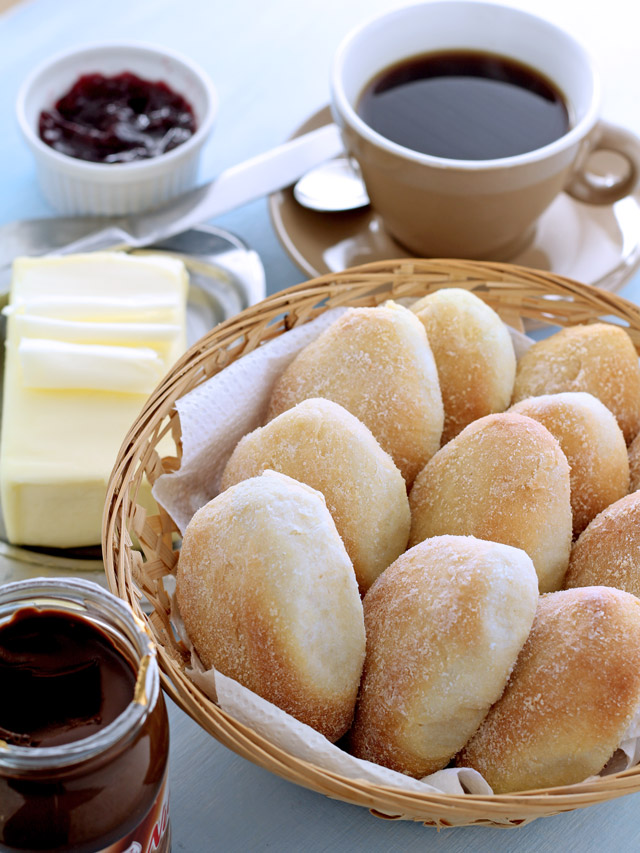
357;50;570;160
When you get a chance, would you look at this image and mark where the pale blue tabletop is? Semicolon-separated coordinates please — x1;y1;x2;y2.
2;0;640;850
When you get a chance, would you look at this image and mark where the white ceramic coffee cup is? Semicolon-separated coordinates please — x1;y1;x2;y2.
330;1;640;260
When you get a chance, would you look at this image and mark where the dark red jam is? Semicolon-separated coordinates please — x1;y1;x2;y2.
0;609;136;748
39;71;197;163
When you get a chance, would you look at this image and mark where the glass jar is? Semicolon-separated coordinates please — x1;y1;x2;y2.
0;577;170;852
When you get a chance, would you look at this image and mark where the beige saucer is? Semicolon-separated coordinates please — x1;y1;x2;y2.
269;107;640;290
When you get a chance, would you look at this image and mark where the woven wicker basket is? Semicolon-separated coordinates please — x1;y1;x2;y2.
103;259;640;828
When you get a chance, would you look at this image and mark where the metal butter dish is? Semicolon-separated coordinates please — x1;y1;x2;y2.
0;224;265;587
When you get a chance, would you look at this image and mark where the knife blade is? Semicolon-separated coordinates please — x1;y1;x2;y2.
0;122;344;268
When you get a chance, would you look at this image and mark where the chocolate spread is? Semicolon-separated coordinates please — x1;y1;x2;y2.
0;583;170;853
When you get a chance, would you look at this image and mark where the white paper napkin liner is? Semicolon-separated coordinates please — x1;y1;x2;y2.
587;704;640;778
183;633;493;797
183;622;640;796
619;706;640;768
154;301;640;794
153;302;533;535
153;303;554;797
153;306;348;532
167;588;491;796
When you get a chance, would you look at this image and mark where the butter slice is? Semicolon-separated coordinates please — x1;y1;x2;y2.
11;253;186;321
0;252;188;548
19;339;166;394
11;314;182;346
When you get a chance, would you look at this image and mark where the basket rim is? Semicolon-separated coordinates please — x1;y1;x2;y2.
103;258;640;824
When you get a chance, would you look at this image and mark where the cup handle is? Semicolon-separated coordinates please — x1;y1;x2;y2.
564;120;640;205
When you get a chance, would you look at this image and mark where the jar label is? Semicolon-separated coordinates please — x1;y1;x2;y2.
97;772;170;853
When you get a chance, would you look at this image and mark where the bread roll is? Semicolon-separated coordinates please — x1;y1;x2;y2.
564;492;640;597
409;413;572;592
509;392;629;537
266;303;444;486
458;587;640;792
349;535;538;777
512;323;640;444
221;398;409;593
175;470;366;741
411;288;516;444
629;431;640;492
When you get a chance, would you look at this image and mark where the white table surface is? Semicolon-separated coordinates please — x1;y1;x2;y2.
2;0;640;849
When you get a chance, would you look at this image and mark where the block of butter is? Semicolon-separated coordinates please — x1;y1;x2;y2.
0;252;188;548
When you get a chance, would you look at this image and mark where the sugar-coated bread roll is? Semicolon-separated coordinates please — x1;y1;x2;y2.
175;471;366;742
409;413;572;592
221;398;409;593
564;492;640;597
458;587;640;792
411;288;516;444
349;535;538;777
629;431;640;492
512;323;640;444
509;392;629;537
267;303;444;486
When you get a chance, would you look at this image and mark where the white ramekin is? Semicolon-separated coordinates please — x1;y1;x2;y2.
16;42;218;216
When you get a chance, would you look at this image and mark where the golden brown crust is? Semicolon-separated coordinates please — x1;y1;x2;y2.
221;398;410;593
266;303;444;486
411;288;516;445
408;413;572;592
349;535;538;777
512;323;640;444
458;587;640;792
564;492;640;597
509;392;629;537
175;471;366;742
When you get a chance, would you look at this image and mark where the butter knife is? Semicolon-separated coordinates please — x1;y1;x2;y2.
0;123;343;269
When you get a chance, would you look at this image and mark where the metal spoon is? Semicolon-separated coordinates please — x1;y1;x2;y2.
293;156;370;211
